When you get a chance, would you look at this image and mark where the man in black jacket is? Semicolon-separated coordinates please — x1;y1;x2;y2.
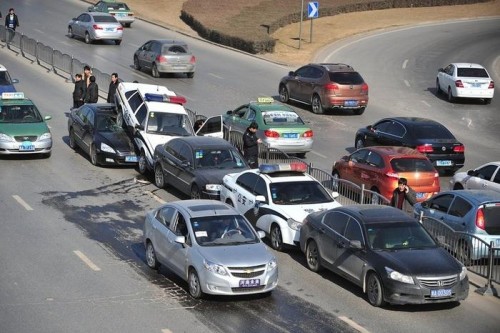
72;74;85;108
107;73;119;103
243;122;261;168
5;8;20;43
85;76;99;103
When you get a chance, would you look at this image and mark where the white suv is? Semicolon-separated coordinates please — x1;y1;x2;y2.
115;82;222;174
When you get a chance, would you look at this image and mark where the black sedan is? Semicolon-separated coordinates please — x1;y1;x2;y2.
354;117;465;174
299;205;469;307
68;104;138;166
153;136;248;199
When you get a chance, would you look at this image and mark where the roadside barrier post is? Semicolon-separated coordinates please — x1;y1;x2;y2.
475;241;498;296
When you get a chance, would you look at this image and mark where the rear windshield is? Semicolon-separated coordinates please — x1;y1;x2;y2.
107;3;130;10
484;203;500;235
457;68;489;78
391;158;435;172
94;16;118;23
262;110;304;125
162;45;189;54
412;124;455;139
328;72;364;85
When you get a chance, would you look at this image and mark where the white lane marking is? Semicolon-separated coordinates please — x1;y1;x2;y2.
404;80;410;87
73;250;101;271
34;29;45;34
339;316;370;333
402;59;409;69
421;100;431;107
310;150;328;159
161;329;173;333
144;191;166;204
12;195;33;211
208;73;224;79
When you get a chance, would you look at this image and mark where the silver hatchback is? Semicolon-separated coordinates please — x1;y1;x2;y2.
68;12;123;45
143;200;278;298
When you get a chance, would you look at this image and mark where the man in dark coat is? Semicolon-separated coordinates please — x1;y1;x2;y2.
5;8;20;43
85;76;99;103
242;122;262;168
72;74;85;108
390;177;417;215
107;73;119;103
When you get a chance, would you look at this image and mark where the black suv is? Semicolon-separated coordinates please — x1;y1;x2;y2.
278;63;368;115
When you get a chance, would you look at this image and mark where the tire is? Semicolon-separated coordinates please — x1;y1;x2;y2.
152;63;160;78
306;240;322;272
311;94;324;114
296;152;306;159
190;184;201;199
145;241;160;269
133;56;141;70
115;40;122;45
138;150;147;175
154;164;165;188
447;87;455;103
69;129;77;150
435;78;442;95
367;273;386;307
188;269;203;299
187;72;194;78
355;136;365;149
90;143;98;166
353;107;365;115
270;224;284;251
85;32;92;44
279;84;289;103
125;23;131;28
68;26;74;38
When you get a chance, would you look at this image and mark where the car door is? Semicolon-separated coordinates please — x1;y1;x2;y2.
344;149;369;185
137;41;152;68
233;173;260;223
176;142;196;196
445;195;472;233
166;211;190;277
360;150;384;188
151;206;176;265
288;66;311;102
195;115;224;138
70;106;88;149
245;176;268;225
226;105;248;133
74;13;87;37
423;193;456;228
317;211;349;266
376;120;405;146
148;42;162;69
335;217;366;286
159;140;184;190
465;164;499;191
364;120;390;146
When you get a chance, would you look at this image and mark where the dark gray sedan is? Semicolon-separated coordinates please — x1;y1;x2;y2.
68;12;123;44
300;205;469;307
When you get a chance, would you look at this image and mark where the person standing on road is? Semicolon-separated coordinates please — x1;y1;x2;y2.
72;74;85;108
85;76;99;103
107;73;119;103
5;8;19;43
390;178;417;214
82;65;92;88
243;121;261;168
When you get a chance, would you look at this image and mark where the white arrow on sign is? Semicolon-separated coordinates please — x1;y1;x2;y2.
308;2;319;18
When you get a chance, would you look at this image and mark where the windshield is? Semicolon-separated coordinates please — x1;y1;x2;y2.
368;222;437;250
262;110;304;125
270;181;333;205
194;148;246;169
96;115;124;132
0;71;13;86
0;104;43;123
146;112;194;136
190;215;259;246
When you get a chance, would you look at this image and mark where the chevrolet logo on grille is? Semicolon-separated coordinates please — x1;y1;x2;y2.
245;269;254;274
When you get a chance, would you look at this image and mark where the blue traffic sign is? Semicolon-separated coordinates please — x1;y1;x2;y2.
308;2;319;18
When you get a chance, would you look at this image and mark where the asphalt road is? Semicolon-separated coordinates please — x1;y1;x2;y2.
1;1;499;332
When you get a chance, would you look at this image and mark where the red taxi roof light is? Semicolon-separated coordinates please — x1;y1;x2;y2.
303;130;313;138
264;130;280;138
455;80;464;88
475;208;485;230
453;145;465;153
416;144;433;153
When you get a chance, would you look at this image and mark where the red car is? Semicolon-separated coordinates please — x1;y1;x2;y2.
332;146;440;202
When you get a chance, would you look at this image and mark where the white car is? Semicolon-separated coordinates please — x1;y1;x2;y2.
115;82;222;174
220;162;341;251
450;161;500;193
436;63;494;104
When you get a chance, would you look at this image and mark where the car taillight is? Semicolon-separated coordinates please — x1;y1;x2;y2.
190;55;196;64
264;130;280;138
453;145;465;153
128;13;134;16
156;55;167;63
488;81;495;89
361;83;369;94
325;83;339;93
303;130;313;138
455;80;464;88
93;24;103;30
117;26;123;31
476;208;485;230
416;144;433;153
385;172;399;179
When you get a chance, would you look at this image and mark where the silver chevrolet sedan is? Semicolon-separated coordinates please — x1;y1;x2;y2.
68;12;123;45
143;200;278;298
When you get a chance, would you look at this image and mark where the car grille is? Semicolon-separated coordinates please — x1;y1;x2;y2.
231;285;266;293
227;264;266;278
416;274;457;288
15;136;38;142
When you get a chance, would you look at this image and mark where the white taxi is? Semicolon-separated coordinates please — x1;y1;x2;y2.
220;162;341;251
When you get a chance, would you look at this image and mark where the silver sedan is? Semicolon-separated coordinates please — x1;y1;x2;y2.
68;12;123;45
143;200;278;298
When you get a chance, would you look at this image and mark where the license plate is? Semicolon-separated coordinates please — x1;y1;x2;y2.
116;13;126;17
282;133;298;139
239;279;260;288
125;155;138;162
105;27;114;31
416;192;425;199
19;141;35;151
430;289;452;298
436;160;452;166
471;83;481;88
344;100;358;107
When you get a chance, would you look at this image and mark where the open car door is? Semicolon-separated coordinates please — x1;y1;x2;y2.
195;115;224;138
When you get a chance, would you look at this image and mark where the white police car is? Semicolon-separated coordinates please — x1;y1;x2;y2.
220;162;341;251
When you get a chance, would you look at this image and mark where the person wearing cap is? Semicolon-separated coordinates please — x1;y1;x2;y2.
390;177;416;214
243;121;262;168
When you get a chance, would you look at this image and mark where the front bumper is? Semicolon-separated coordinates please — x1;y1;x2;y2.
0;140;52;155
96;150;138;166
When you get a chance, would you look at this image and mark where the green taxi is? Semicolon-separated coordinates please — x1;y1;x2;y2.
0;92;52;157
223;97;313;156
88;1;135;27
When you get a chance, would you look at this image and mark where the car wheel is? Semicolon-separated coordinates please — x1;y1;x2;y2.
296;152;306;158
190;184;201;199
125;23;131;28
270;224;284;251
311;94;324;114
90;143;98;166
457;241;471;266
435;78;441;95
447;87;455;103
367;273;386;307
154;164;165;188
353;107;365;115
138;150;147;175
306;240;322;272
69;129;77;150
355;136;365;149
187;72;194;78
484;98;492;105
133;56;141;70
115;40;122;45
145;241;160;269
85;32;92;44
42;151;52;159
68;26;74;38
188;268;203;299
279;84;289;103
152;63;160;78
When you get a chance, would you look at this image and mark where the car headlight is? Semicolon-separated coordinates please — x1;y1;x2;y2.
385;267;414;284
203;259;228;276
268;258;277;271
459;266;467;281
39;132;52;141
0;133;15;142
100;142;116;153
287;218;302;230
205;184;221;192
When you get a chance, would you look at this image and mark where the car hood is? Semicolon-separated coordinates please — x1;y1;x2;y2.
197;167;248;184
97;131;134;151
269;201;342;221
197;243;274;266
0;122;50;137
374;247;462;276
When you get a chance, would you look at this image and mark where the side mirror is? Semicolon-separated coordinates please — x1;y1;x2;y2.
257;230;266;239
438;68;444;72
226;110;233;115
467;169;475;176
367;125;374;131
72;18;77;21
11;79;19;84
44;115;52;121
174;235;186;244
135;124;144;131
87;6;93;11
350;240;362;249
288;71;295;76
421;201;429;209
331;191;339;199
